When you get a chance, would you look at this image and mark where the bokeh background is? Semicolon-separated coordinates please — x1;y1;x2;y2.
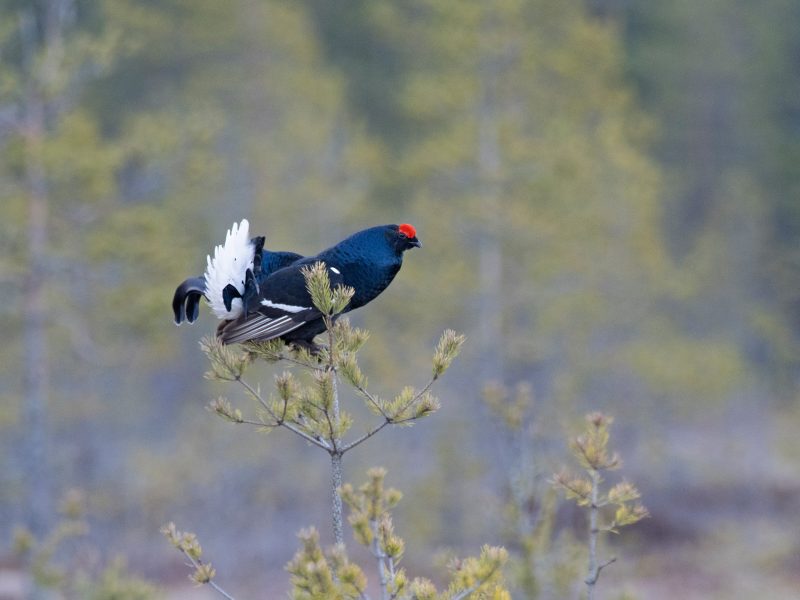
1;0;799;598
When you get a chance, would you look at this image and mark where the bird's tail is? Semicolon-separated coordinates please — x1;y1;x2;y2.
172;276;205;324
203;219;256;320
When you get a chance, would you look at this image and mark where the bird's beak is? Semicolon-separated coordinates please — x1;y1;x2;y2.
409;237;421;248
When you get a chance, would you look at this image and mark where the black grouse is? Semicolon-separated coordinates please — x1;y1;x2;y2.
172;221;421;351
217;223;421;349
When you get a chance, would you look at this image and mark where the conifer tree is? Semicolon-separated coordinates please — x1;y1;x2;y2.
553;413;648;599
0;0;126;537
306;0;708;416
201;263;463;545
1;0;378;557
165;263;511;599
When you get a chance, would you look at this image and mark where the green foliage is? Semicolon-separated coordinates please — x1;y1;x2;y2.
617;0;800;386
161;523;218;586
482;383;586;599
553;413;648;598
432;330;467;379
341;467;403;548
3;1;796;596
568;412;620;472
169;264;493;597
202;263;464;457
13;489;159;599
554;413;648;531
202;338;251;382
286;528;368;600
165;261;513;599
77;559;160;600
341;468;510;600
302;261;356;317
165;471;511;600
443;546;510;600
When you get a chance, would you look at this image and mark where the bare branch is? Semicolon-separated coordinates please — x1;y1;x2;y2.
341;420;392;453
586;557;617;585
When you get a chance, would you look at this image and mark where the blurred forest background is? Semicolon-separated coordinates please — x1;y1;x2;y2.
1;0;799;598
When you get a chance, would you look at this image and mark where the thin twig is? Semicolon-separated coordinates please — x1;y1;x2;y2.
280;390;289;422
370;519;390;600
353;383;388;418
278;353;322;370
387;557;398;600
178;550;236;600
341;419;393;453
239;418;275;428
341;382;435;454
451;585;480;600
236;377;331;451
393;377;437;423
586;469;600;599
586;557;617;585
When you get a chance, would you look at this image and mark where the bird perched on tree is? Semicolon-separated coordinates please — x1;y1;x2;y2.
172;220;421;351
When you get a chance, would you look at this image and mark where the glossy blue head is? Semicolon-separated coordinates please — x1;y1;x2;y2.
325;223;421;259
393;223;422;252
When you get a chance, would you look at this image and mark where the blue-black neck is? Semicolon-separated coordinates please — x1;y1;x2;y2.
316;226;405;310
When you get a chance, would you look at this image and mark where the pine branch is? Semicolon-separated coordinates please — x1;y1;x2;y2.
180;552;236;600
449;560;503;600
342;377;439;453
235;376;331;451
341;420;392;453
202;270;466;563
161;524;236;600
352;382;389;419
554;413;648;599
341;414;421;454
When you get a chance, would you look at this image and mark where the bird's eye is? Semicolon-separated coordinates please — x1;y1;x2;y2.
398;231;407;238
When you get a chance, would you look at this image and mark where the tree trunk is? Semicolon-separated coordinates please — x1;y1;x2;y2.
20;7;52;539
476;15;504;384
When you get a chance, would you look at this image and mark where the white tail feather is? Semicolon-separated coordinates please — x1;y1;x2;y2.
204;219;255;320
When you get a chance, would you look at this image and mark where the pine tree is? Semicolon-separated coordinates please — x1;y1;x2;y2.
164;263;511;599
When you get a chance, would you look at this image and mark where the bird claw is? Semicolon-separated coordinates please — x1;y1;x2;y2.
289;340;325;357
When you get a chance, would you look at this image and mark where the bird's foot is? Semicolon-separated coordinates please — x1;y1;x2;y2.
289;339;325;357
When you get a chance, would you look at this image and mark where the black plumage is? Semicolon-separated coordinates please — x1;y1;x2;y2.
217;223;420;348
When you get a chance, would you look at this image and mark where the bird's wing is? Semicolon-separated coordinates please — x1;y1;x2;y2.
172;276;205;324
218;307;319;344
217;260;343;344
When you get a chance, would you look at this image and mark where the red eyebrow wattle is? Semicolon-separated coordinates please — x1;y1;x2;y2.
399;223;416;238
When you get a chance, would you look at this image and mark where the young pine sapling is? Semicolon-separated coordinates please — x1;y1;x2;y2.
165;262;490;598
552;413;649;600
